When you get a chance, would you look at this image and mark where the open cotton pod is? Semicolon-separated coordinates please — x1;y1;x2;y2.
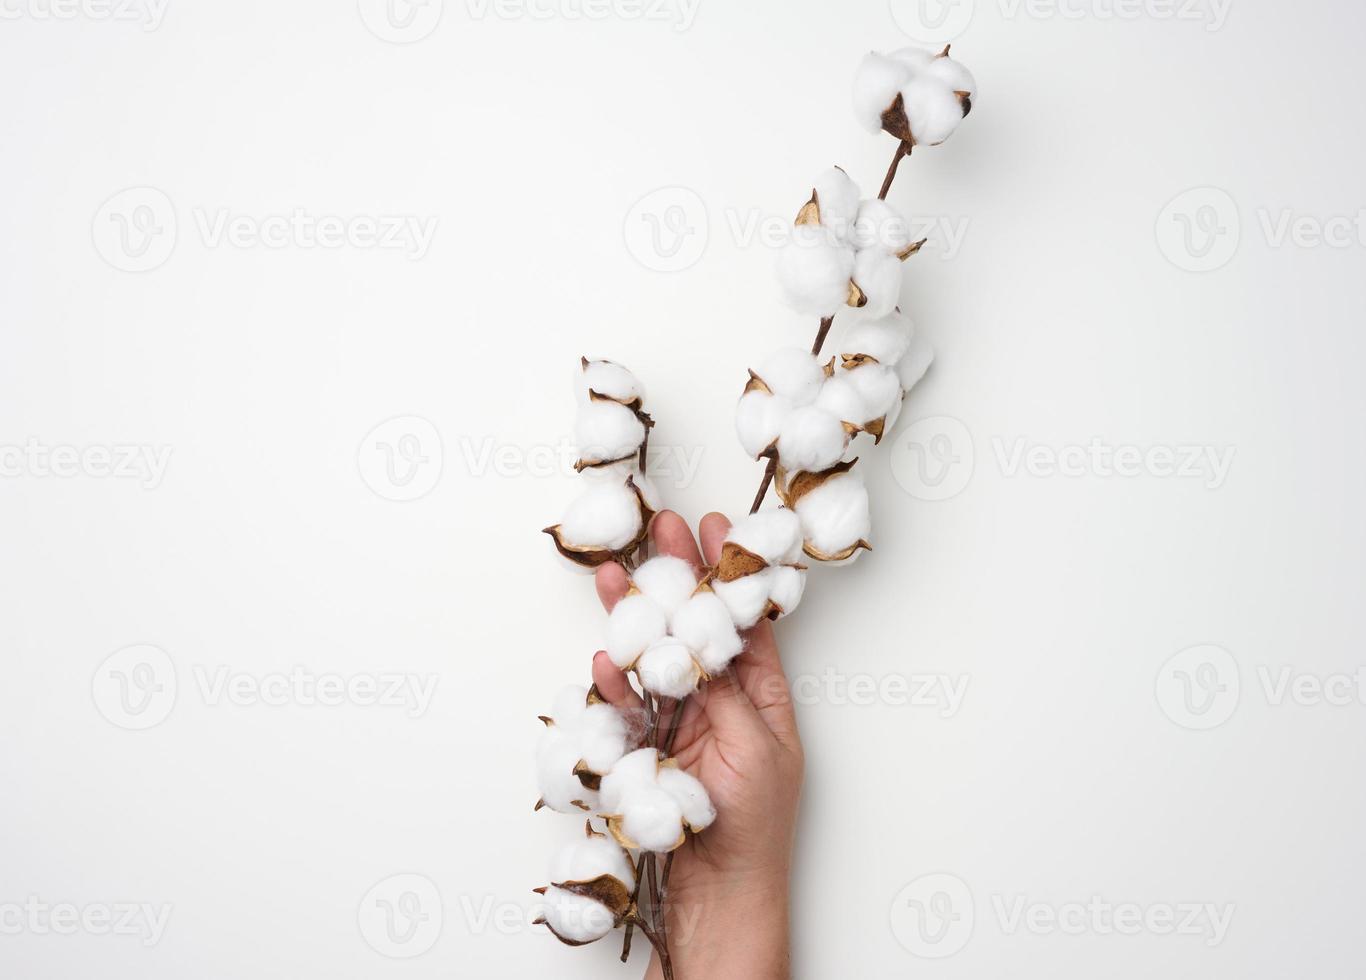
599;748;716;853
576;357;646;411
840;310;915;367
545;474;656;570
605;556;742;692
535;685;631;814
778;460;873;564
534;823;637;946
734;348;829;461
710;510;810;628
574;400;648;471
853;46;976;147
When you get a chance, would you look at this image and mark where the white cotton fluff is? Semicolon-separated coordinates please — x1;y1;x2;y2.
630;556;698;619
615;785;686;852
560;479;643;552
712;568;775;630
636;637;702;699
851;199;914;255
776;224;856;318
767;564;807;618
853;51;912;133
670;592;743;675
575;400;645;465
735;390;793;461
856;46;977;146
599;747;661;814
841;311;914;366
536;736;597;813
577;359;645;408
549;831;636;892
605;593;668;668
546;685;629;775
656;765;716;832
541;886;617;944
843;361;904;422
757;347;825;406
902;74;969;146
898;335;936;393
795;470;871;561
726;508;805;565
810;166;862;238
815;373;875;427
777;405;849;474
851;248;904;320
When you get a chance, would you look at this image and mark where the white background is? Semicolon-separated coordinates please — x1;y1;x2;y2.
3;0;1365;977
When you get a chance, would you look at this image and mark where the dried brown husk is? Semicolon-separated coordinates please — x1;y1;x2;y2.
543;476;657;569
604;815;687;854
880;91;915;144
846;280;868;308
795;190;821;227
803;539;873;563
776;458;859;509
713;541;769;582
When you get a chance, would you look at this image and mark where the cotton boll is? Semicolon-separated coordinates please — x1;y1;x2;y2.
881;390;904;437
560;480;643;552
616;785;686;852
579;457;639;487
605;593;668;668
777;405;849;473
671;592;743;675
757;347;825;406
902;75;967;146
636;637;702;699
631;556;698;618
841;312;914;366
853;51;913;132
599;748;661;815
656;766;716;832
815;374;873;426
536;736;596;813
777;225;856;317
795;471;872;561
736;390;792;460
852;248;904;320
577;359;645;408
844;362;903;421
713;568;775;630
577;703;630;775
726;508;804;565
925;54;977;100
898;336;936;392
549;833;635;892
767;564;807;619
575;401;645;465
541;887;616;944
810;166;861;238
890;45;937;71
851;199;914;255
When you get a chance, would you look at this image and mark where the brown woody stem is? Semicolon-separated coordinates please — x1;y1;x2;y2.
878;140;912;200
749;456;778;515
811;315;835;356
619;852;650;961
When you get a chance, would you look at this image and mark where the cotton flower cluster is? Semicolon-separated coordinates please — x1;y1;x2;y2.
545;359;659;571
600;748;716;852
734;314;934;565
853;45;976;147
605;555;743;698
710;508;808;628
535;685;632;814
776;166;925;319
534;824;636;945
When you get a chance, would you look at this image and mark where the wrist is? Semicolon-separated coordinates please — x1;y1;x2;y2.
651;869;791;980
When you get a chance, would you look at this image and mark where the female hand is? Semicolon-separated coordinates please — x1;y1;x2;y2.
593;510;804;980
